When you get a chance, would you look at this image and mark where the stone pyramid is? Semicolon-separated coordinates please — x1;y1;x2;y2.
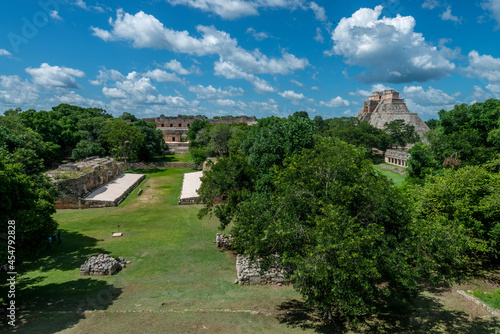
356;89;429;138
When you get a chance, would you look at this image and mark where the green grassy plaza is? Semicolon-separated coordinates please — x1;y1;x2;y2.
2;166;500;333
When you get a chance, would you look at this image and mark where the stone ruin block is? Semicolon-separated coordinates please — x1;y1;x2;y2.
216;233;233;249
80;254;129;276
236;254;287;286
59;163;79;171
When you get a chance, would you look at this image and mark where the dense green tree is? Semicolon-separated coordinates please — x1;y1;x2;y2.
101;119;145;165
406;143;439;180
410;166;500;257
247;116;316;173
425;118;439;130
187;119;211;141
0;155;58;264
71;140;106;160
208;123;232;157
132;120;165;161
384;119;420;148
325;117;389;153
197;153;256;228
227;137;469;321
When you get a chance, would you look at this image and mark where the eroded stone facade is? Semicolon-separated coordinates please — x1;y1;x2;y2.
143;115;257;143
357;89;430;139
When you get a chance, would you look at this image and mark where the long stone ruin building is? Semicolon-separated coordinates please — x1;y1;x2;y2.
357;89;430;168
357;89;429;139
143;115;257;143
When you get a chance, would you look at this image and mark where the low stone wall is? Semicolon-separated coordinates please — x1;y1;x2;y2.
379;164;407;175
50;158;123;209
131;162;199;169
236;255;287;286
457;290;500;316
178;196;199;205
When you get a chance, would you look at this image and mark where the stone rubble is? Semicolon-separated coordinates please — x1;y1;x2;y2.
80;254;129;276
216;233;233;249
236;254;286;286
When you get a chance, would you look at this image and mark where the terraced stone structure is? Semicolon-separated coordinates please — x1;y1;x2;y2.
47;157;123;209
357;89;430;139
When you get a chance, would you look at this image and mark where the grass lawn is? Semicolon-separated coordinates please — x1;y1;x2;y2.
2;167;499;333
473;289;500;310
154;153;193;163
373;164;406;187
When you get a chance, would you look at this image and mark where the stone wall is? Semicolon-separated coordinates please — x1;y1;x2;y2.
178;197;199;205
385;149;411;168
236;255;287;286
49;158;123;209
379;164;407;175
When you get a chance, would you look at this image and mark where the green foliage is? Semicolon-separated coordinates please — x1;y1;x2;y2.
71;140;106;160
325;117;389;153
101;119;145;163
0;154;58;264
409;166;500;256
406;142;439;180
187;119;211;141
197;154;256;229
472;289;500;309
231;138;429;320
429;99;500;166
132;120;165;161
247;116;316;173
384;119;420;148
425;118;439;129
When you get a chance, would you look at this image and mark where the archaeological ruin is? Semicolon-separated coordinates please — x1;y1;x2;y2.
357;89;430;168
357;89;430;139
142;115;257;143
47;157;123;209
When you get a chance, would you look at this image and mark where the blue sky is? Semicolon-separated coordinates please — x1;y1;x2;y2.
1;0;500;120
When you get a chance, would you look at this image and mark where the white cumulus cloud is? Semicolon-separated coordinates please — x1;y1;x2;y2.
403;86;456;106
330;5;455;83
482;0;500;29
188;84;244;99
318;96;350;108
25;63;85;88
166;0;312;20
464;50;500;82
0;75;39;105
92;10;309;76
0;49;11;56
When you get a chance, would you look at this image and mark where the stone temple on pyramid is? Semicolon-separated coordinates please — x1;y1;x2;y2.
356;89;429;139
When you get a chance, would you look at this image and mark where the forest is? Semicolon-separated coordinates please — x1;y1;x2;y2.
1;99;500;323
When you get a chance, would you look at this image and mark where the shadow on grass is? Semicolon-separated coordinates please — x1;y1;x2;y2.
21;230;108;273
276;294;500;333
1;279;122;333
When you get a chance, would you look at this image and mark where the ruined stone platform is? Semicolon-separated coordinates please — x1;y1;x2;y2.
178;171;203;205
82;173;145;207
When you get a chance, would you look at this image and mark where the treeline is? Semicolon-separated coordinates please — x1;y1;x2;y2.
188;111;419;165
194;104;500;322
0;104;165;264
